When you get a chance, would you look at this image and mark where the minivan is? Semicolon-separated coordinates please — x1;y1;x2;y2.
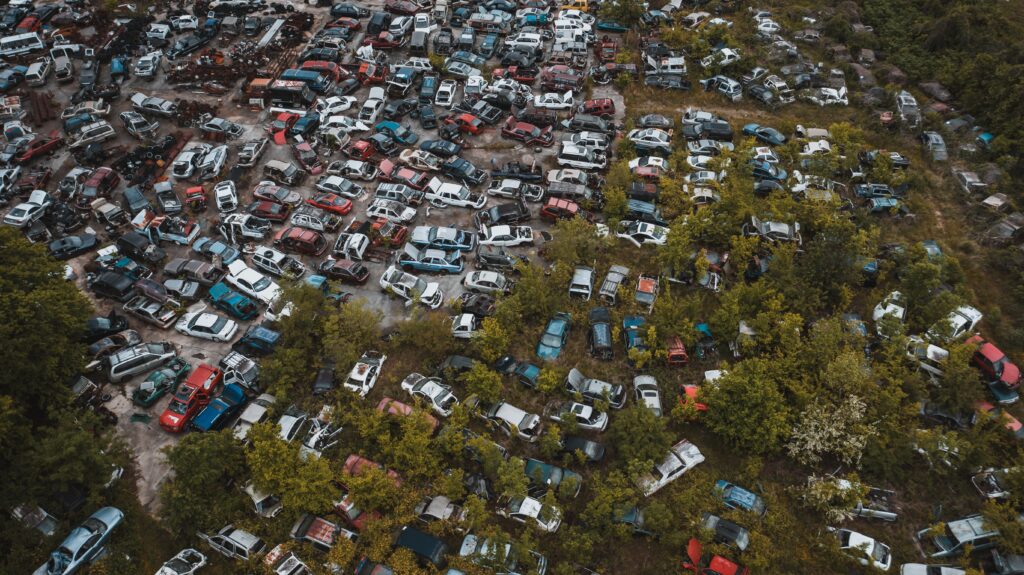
25;58;51;86
68;121;116;149
107;342;177;383
394;526;448;569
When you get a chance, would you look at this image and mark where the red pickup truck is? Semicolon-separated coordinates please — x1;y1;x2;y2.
159;363;223;433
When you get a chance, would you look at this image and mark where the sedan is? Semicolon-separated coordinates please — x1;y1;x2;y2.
497;495;561;533
463;271;514;295
616;220;669;247
479;225;534;247
410;226;477;251
375;121;419;145
742;123;787;146
317;258;370;284
545;400;608;432
192;237;241;265
48;233;97;260
35;507;124;575
537;312;571;360
307;192;353;215
401;373;459;417
398;244;464;274
156;549;208;575
175;311;239;342
420;139;462;158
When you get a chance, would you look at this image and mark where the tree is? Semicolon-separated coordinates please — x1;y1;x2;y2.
801;474;870;523
598;0;644;26
787;395;876;467
0;228;91;418
322;300;384;369
390;309;458;359
474;317;510;363
984;499;1024;554
382;407;443;484
933;342;986;413
160;430;249;535
246;422;336;513
460;363;504;403
703;359;792;454
607;405;673;465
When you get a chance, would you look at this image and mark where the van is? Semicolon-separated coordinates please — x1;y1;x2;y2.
54;56;73;82
410;30;428;55
263;160;302;185
560;0;588;11
107;342;177;383
0;32;45;57
69;121;116;149
394;526;448;569
25;58;51;86
121;185;152;215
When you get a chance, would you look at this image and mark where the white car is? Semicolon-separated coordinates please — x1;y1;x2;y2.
627;128;673;153
213;181;238;213
463;270;513;295
478;225;534;247
751;146;780;163
171;146;211;179
197;145;228;181
3;189;51;227
634;375;663;417
233;394;277;441
175;311;239;342
401;373;458;416
343;351;387;397
686;155;715;170
414;12;437;33
764;74;789;92
832;528;892;572
637;439;705;496
156;549;208;575
450;313;481;339
872;290;907;335
683;170;725;185
505;32;543;51
316;175;365;199
435;80;458;108
379;265;444;308
358;92;385;123
900;566;963;575
320;115;370;133
465;75;486;96
498;495;562;532
225;260;282;306
545;400;608;432
170;14;199;30
800;140;832;156
425;178;487;209
560;9;595;24
628;156;669;171
616;220;669;247
756;19;782;34
327;159;379;181
398;148;443;171
367;198;417;224
533;90;574;110
316;96;358;116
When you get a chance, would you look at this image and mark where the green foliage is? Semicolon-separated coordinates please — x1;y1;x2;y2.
607;405;673;466
933;342;985;413
246;422;336;513
323;300;384;370
598;0;644;26
984;499;1024;554
461;363;504;403
704;359;792;454
474;317;511;363
160;430;248;535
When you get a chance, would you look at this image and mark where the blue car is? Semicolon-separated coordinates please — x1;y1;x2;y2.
290;112;321;138
36;506;124;575
537;312;571;360
410;225;477;251
398;243;464;274
375;120;419;145
514;362;541;387
208;282;259;320
192;236;241;264
192;383;247;432
596;20;629;32
742;123;787;146
479;33;500;57
748;160;787;182
231;325;281;357
623;316;649;358
715;480;767;516
0;65;27;92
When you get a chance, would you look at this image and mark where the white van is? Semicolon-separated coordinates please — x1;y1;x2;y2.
25;58;52;86
0;32;45;57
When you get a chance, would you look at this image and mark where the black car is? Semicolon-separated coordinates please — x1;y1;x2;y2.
312;360;336;395
920;402;975;430
588;306;614;360
559;435;605;462
442;157;487;186
368;133;398;156
474;247;528;274
44;202;84;234
48;233;98;260
299;47;341;64
470;100;504;124
116;231;166;264
492;161;543;182
681;120;734;142
83;312;129;343
420;139;462;158
383;98;418;120
435;28;454;55
644;73;691;90
747;84;776;106
166;35;209;59
418;105;437;129
331;2;370;17
474;199;530;226
336;78;360;96
637;114;673;130
243;15;263;35
458;293;496;317
89;271;136;302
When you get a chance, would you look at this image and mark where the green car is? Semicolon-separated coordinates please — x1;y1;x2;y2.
132;358;191;407
596;20;629;33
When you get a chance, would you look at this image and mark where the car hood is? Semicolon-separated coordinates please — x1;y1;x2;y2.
160;411;184;430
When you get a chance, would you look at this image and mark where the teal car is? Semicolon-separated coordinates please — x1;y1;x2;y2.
524;458;582;498
375;121;419;145
208;282;259;321
715;480;767;516
132;357;191;407
537;312;571;360
596;20;629;32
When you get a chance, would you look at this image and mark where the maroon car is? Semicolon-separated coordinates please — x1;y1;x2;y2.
384;0;418;15
501;117;553;146
317;258;370;284
253;181;302;207
273;226;329;256
292;141;324;175
245;200;290;223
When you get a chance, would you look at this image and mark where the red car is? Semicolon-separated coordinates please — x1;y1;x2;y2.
539;197;592;222
501;117;554;146
361;31;405;49
246;200;290;222
75;166;120;209
292;141;324;175
968;335;1021;389
16;15;41;32
683;539;748;575
666;336;689;365
159;363;223;433
357;62;388;85
378;159;429;190
977;401;1024;439
15;167;51;194
331;481;380;531
325;17;361;30
580;98;616;118
492;65;539;83
274;226;329;256
308;192;353;215
445;113;485;135
540;65;584;90
342;139;375;161
594;38;618;62
384;0;418;15
301;60;346;82
268;112;301;144
318;258;371;284
16;132;63;164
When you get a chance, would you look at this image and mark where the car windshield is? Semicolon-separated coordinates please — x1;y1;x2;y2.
209;317;227;332
872;542;889;563
541;333;562;347
168;399;187;415
252;276;271;291
413;278;429;294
